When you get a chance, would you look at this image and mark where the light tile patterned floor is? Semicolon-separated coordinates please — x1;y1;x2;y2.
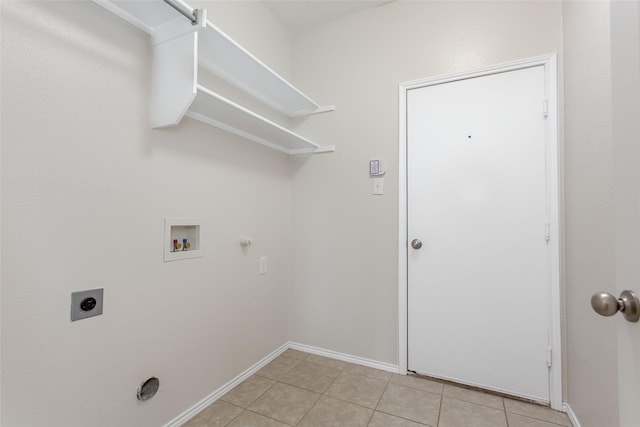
184;349;571;427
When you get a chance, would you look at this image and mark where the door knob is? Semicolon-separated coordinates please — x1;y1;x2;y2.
411;239;422;249
591;290;640;322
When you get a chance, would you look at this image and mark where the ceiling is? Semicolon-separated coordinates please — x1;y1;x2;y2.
263;1;393;33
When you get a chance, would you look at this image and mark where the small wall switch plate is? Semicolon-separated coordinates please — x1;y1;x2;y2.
71;288;104;321
372;178;384;195
259;256;268;274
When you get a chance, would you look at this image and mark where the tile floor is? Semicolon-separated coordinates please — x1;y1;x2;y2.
184;349;571;427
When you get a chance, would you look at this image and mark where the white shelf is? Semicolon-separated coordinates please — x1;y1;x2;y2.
188;86;334;154
197;21;333;117
91;0;335;155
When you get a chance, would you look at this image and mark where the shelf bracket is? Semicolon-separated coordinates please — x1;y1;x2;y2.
150;31;199;128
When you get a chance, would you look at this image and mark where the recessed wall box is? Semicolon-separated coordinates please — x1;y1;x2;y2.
164;218;202;262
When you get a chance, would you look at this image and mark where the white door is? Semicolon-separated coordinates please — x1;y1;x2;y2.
611;1;640;424
407;65;553;403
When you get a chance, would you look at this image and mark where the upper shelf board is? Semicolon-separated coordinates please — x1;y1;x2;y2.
91;0;334;117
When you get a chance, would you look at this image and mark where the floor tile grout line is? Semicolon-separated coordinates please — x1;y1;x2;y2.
292;383;323;426
374;408;432;426
366;379;391;426
442;385;508;411
244;407;297;427
236;377;278;410
380;382;442;426
269;380;324;397
504;395;509;427
440;394;507;412
435;392;444;427
388;381;446;399
297;353;396;381
276;363;341;395
255;357;301;382
324;371;390;410
368;377;437;426
250;378;321;426
507;411;572;427
321;368;341;397
364;410;375;426
289;352;394;382
220;401;245;427
368;373;392;412
504;400;570;424
390;377;445;396
323;376;385;413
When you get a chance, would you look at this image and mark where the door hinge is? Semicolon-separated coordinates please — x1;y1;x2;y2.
546;347;552;367
544;222;550;242
543;100;549;118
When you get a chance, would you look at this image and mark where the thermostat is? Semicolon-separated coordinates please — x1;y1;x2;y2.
369;159;386;176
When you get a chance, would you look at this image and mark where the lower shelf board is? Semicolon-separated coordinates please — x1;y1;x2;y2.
185;85;335;155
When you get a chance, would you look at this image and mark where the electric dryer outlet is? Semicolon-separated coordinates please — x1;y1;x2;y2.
71;288;104;321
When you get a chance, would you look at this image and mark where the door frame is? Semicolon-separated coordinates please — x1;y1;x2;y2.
397;54;562;410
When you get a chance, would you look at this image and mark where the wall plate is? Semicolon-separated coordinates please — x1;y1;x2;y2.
71;288;104;321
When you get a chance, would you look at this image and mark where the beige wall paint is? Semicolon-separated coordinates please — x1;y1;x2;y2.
1;1;292;426
289;0;563;365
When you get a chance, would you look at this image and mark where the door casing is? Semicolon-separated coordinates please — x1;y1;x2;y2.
397;54;562;410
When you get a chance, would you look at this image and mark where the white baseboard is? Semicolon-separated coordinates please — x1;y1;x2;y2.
288;341;400;374
164;343;289;427
563;403;582;427
165;342;400;426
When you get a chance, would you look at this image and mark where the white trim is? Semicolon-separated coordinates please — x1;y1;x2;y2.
398;54;562;409
163;343;288;427
398;81;409;376
288;342;400;374
563;403;582;427
544;55;563;412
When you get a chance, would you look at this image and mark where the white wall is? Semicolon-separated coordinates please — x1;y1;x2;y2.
289;0;563;366
1;1;293;426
